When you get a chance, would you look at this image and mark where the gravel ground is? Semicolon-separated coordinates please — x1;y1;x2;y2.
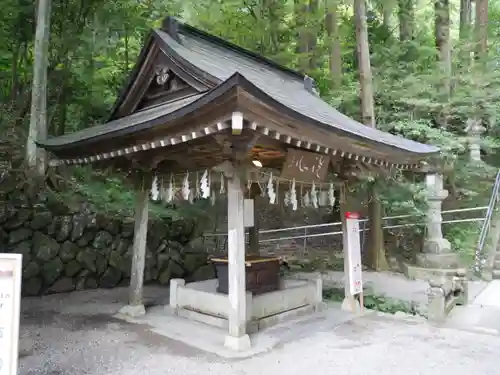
18;306;500;375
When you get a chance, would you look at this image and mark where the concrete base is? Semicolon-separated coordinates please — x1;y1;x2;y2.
224;334;252;351
170;277;322;335
341;297;361;314
416;252;460;269
422;238;451;254
118;304;146;318
403;263;467;281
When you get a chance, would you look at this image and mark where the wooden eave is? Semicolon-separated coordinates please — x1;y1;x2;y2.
40;73;436;171
37;16;439;172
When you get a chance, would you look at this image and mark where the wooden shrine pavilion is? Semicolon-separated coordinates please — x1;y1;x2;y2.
37;16;439;351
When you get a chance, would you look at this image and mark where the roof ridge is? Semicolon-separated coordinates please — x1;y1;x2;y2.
160;16;305;82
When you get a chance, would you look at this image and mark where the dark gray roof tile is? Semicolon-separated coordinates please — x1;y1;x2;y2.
156;29;438;156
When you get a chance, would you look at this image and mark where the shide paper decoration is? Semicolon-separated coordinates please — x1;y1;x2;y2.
148;170;337;210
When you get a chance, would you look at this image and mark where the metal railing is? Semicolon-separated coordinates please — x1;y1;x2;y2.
474;170;500;272
203;206;487;254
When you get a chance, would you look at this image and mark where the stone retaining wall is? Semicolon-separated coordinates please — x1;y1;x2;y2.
0;205;214;296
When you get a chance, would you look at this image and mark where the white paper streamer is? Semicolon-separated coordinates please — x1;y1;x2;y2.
267;172;276;204
200;170;210;199
290;179;298;211
151;175;160;201
328;182;336;207
182;172;190;200
311;181;318;208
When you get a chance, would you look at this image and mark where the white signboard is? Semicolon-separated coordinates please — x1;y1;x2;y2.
0;254;22;375
345;213;362;295
243;199;254;228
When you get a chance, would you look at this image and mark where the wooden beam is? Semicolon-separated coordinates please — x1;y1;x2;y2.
224;163;251;351
119;171;152;318
247;183;262;256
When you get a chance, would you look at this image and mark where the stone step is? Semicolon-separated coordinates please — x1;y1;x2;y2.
494;260;500;270
495;252;500;262
492;270;500;279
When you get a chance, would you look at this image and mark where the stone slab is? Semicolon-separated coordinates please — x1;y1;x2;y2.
114;304;359;359
472;280;500;308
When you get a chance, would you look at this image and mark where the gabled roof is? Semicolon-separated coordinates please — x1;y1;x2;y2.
37;16;439;167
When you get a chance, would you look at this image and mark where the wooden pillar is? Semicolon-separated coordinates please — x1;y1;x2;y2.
247;183;261;256
368;183;389;270
119;172;151;318
224;167;251;351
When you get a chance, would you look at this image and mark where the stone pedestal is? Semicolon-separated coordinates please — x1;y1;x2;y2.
416;174;461;271
465;119;484;163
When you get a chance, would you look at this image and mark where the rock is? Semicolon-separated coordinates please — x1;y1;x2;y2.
183;252;208;273
23;277;42;296
96;253;108;276
85;277;98;289
13;241;32;267
190;264;216;282
121;221;135;238
120;253;132;277
115;238;130;254
77;231;95;247
41;257;64;285
95;213;110;230
92;231;113;249
159;260;185;284
33;232;60;261
70;215;86;241
0;203;16;224
147;226;164;252
45;195;71;215
30;211;53;230
75;270;90;291
4;209;32;230
49;277;75;293
65;260;82;277
0;227;8;244
157;253;170;272
105;219;121;236
76;248;97;272
59;241;78;262
158;268;172;285
24;262;40;279
99;267;122;288
46;220;58;236
8;228;32;245
56;216;73;242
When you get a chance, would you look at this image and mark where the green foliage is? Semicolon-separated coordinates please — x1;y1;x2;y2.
3;0;500;255
322;287;418;315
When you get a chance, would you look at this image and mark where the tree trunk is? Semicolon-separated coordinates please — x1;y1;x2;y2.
354;0;375;127
353;0;388;271
475;0;488;60
295;0;318;72
398;0;414;41
459;0;472;40
325;0;342;86
27;0;51;176
434;0;451;115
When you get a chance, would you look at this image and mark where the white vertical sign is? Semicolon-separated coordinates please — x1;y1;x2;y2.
243;199;254;228
0;254;22;375
345;213;362;295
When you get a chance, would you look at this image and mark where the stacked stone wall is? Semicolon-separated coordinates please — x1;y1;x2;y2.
0;174;214;296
